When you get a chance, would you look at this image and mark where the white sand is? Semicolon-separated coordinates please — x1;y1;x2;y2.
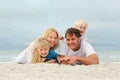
0;62;120;80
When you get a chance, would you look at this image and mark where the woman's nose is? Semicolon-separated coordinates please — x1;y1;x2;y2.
51;38;56;42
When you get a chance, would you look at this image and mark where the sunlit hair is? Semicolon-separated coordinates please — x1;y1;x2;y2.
75;20;88;28
41;28;59;49
34;38;50;49
32;38;50;63
29;28;59;50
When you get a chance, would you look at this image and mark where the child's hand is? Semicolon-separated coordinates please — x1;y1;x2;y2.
41;58;46;62
59;36;64;40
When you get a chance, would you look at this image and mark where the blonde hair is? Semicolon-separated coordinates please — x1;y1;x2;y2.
41;28;59;49
32;38;50;63
75;20;88;28
29;28;59;50
34;38;50;49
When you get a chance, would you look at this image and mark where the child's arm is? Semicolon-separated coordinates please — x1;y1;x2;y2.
46;59;56;63
59;36;64;40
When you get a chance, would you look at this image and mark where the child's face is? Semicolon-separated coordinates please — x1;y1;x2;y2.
75;25;87;35
37;47;50;57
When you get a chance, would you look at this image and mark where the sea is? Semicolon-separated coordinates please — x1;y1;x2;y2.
0;45;120;63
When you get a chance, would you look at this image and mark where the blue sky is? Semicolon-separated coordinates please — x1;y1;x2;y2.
0;0;120;50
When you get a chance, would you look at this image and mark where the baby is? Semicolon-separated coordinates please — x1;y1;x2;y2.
60;20;88;40
74;20;88;40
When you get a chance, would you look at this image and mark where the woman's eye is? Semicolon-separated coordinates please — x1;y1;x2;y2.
49;36;52;38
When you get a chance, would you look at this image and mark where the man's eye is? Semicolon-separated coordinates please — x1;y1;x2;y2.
72;39;75;40
66;39;70;41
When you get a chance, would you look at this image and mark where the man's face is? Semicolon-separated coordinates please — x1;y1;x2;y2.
66;33;80;51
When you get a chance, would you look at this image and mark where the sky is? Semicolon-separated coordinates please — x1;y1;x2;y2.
0;0;120;51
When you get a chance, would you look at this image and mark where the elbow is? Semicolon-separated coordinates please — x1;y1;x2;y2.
92;60;99;64
89;54;99;65
85;61;99;65
85;58;99;65
89;58;99;65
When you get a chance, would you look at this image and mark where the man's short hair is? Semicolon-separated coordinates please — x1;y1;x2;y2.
65;27;81;38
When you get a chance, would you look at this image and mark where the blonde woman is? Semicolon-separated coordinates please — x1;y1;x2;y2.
15;28;60;64
41;28;59;50
32;38;59;63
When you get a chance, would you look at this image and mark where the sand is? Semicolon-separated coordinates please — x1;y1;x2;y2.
0;62;120;80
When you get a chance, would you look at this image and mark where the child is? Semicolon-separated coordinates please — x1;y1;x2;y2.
32;38;59;63
60;20;88;41
15;28;60;64
74;20;88;40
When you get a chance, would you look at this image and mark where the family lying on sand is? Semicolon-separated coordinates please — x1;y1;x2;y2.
15;20;99;65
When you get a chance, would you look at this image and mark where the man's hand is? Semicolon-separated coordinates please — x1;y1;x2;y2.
59;56;78;65
64;56;78;64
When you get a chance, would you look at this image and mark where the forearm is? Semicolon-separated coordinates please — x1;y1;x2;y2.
46;59;56;63
76;54;99;65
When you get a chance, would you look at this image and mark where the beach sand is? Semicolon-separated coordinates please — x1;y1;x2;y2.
0;62;120;80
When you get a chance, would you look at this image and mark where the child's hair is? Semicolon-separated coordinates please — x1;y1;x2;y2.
32;38;50;63
75;20;88;28
34;38;50;49
29;28;59;50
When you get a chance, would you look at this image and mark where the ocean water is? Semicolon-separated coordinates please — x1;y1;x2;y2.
0;50;21;62
0;48;120;62
97;50;120;62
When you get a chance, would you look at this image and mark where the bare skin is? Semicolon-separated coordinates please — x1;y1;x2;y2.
59;33;99;65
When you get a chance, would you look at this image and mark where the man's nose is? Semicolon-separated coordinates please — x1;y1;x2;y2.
69;40;73;43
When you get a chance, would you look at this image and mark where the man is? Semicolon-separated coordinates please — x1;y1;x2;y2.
59;28;99;65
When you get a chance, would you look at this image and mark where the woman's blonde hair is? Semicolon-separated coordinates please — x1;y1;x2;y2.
32;38;50;63
29;28;59;50
41;28;59;49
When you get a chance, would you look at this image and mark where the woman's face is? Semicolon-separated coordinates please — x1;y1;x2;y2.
47;31;58;48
